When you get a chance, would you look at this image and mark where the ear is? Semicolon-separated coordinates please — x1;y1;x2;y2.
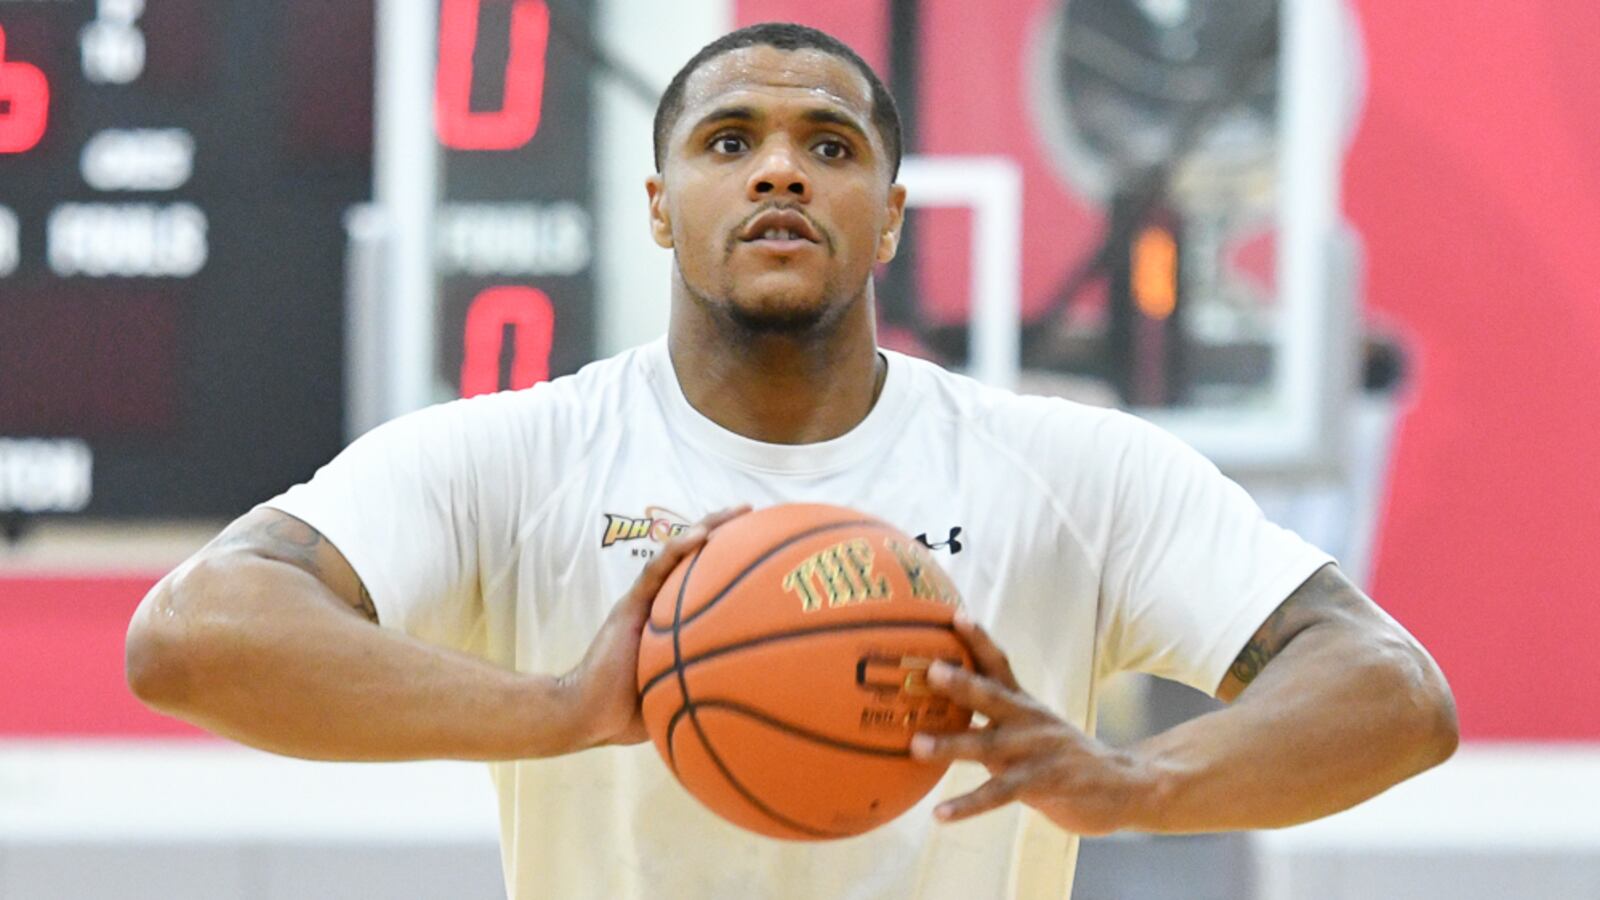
875;183;909;265
646;174;674;249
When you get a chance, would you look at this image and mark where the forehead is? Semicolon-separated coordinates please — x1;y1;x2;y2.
677;45;876;128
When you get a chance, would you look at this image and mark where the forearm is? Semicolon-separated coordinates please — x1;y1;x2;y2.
127;553;579;762
1127;624;1458;832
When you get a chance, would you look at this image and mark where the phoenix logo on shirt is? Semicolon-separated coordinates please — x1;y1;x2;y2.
600;506;690;548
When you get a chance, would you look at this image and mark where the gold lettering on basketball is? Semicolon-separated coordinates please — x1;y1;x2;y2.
782;560;825;611
783;538;891;612
886;539;961;606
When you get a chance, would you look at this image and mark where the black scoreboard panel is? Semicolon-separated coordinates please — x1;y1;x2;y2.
0;0;597;518
0;0;374;517
434;0;595;400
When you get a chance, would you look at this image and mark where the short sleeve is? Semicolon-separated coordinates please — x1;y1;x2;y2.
260;402;487;653
1095;413;1333;695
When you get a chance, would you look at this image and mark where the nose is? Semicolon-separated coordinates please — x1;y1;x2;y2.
745;139;811;203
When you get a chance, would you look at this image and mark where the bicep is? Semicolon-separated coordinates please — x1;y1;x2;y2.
1215;563;1399;702
205;507;380;624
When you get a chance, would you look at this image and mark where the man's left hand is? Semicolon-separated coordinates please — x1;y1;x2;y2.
910;614;1154;835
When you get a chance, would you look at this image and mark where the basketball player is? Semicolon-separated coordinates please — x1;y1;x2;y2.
126;23;1456;900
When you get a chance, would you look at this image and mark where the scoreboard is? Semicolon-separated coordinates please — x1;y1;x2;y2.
433;0;595;404
0;0;375;518
0;0;595;519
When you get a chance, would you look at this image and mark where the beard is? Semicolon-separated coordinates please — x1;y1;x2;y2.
676;255;861;340
724;292;831;335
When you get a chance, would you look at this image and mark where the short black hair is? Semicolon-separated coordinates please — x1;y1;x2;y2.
652;23;903;180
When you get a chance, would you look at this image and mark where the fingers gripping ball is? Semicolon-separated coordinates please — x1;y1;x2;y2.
636;503;973;840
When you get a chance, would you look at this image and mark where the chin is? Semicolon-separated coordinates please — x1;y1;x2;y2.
721;271;843;335
725;301;830;336
716;285;829;333
679;261;856;337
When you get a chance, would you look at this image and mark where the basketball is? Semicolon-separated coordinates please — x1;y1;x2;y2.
636;503;975;840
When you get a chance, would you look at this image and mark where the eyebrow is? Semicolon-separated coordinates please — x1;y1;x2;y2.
690;105;760;133
799;108;872;146
687;104;874;147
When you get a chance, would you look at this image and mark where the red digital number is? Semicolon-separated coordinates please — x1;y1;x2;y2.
0;25;50;154
435;0;549;151
460;286;555;397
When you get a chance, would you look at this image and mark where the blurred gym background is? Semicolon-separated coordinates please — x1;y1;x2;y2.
1;1;1597;897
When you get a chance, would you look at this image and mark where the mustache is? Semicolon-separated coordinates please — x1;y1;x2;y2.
725;204;833;254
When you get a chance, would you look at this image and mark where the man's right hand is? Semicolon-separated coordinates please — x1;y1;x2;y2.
125;504;751;762
556;505;750;751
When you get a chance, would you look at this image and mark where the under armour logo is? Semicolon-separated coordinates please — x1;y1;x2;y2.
915;527;963;554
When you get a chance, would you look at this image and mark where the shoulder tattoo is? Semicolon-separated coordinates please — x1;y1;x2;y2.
216;512;380;625
354;581;380;625
1228;601;1290;688
1220;563;1355;700
259;514;327;580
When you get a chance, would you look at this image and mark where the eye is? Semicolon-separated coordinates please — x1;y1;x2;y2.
813;138;852;161
709;134;749;155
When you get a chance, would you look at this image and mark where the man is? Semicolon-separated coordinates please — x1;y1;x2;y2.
126;22;1457;900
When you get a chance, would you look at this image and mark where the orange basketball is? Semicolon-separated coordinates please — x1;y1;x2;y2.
636;503;974;840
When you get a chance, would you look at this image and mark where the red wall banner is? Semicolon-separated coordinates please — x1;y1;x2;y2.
1348;0;1600;740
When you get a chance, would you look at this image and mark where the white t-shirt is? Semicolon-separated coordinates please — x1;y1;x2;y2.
265;338;1330;900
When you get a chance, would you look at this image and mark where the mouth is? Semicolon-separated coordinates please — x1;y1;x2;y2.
737;208;823;251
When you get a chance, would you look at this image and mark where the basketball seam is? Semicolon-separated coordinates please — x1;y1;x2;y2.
670;557;842;839
664;703;849;840
645;518;882;634
668;518;884;840
639;619;957;698
682;699;917;758
668;544;704;779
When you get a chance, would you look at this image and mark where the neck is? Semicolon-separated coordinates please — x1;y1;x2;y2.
666;280;884;445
